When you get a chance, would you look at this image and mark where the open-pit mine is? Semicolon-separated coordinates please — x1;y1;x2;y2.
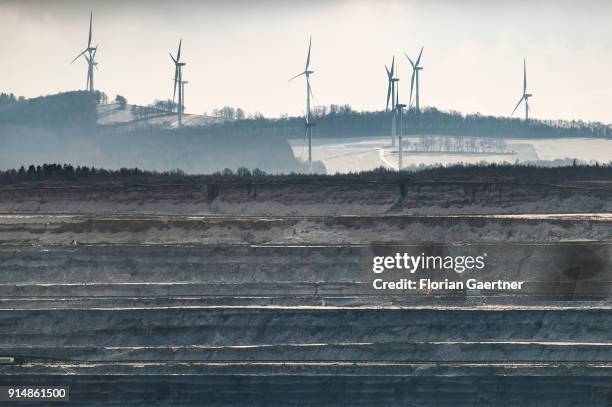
1;173;612;405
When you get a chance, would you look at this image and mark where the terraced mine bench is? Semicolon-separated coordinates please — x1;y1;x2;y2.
1;178;612;405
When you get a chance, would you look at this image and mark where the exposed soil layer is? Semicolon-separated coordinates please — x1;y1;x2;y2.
1;178;612;405
1;178;612;215
0;214;611;245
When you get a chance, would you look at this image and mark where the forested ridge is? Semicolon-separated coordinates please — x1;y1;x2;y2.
1;91;611;139
197;105;612;140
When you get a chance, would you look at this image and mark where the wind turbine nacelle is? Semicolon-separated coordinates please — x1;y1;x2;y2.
305;70;314;75
525;93;532;98
178;62;186;66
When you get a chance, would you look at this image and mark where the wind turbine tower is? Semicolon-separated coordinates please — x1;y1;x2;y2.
71;12;98;92
405;47;424;113
170;40;186;127
181;80;188;115
397;99;407;170
394;70;406;169
290;37;315;174
512;58;533;121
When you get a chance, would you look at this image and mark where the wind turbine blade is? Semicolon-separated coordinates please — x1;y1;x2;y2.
308;80;314;99
169;52;177;64
511;96;524;116
386;83;392;111
92;45;98;59
88;11;93;48
404;53;415;69
288;71;305;82
305;36;312;70
391;56;395;76
177;39;182;62
385;65;391;79
71;49;87;64
415;46;424;66
173;68;178;102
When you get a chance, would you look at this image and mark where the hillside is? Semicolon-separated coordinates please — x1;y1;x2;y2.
2;90;612;176
0;91;97;129
0;91;317;174
96;103;223;129
172;105;612;141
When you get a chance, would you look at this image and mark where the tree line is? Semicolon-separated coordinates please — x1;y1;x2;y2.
0;92;26;106
1;162;611;185
3;89;612;140
0;164;183;184
406;136;512;154
188;105;612;140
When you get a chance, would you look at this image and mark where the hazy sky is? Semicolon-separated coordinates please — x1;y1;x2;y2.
2;0;612;123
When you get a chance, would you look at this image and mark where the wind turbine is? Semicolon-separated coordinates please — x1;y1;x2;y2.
290;36;315;174
385;57;399;146
405;46;424;113
71;11;98;92
170;39;186;127
512;58;533;121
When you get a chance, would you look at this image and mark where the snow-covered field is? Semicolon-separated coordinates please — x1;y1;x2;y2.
289;137;391;174
509;138;612;163
97;103;222;128
290;136;612;174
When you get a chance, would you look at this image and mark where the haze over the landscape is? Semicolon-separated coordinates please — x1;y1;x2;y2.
2;3;612;405
2;0;612;122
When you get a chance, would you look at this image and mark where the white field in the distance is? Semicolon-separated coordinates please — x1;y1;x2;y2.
289;136;612;174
